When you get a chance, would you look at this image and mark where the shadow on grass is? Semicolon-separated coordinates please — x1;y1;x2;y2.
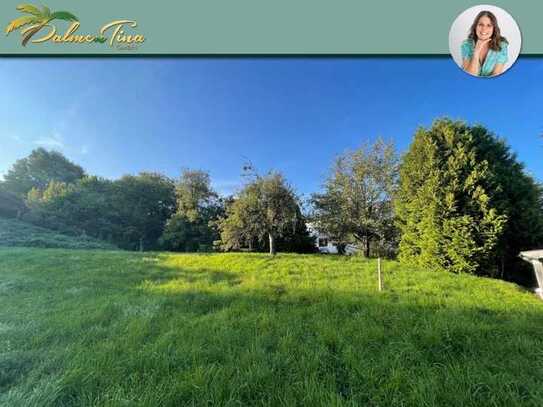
3;250;543;406
134;282;543;405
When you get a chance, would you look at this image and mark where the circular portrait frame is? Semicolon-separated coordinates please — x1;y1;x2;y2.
449;5;521;78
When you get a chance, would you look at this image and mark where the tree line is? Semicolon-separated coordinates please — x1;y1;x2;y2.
0;149;316;254
1;118;542;282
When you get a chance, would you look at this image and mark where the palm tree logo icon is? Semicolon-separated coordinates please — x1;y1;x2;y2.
5;4;78;46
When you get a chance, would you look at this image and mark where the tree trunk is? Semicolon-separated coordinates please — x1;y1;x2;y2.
365;236;370;258
269;233;276;256
139;237;144;252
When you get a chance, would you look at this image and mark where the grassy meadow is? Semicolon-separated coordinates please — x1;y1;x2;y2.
1;248;543;406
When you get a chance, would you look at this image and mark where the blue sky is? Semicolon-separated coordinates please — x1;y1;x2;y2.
1;58;542;196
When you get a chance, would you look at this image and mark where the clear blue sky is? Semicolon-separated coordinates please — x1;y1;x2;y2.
1;58;542;196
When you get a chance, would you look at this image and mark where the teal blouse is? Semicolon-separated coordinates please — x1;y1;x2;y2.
461;39;508;76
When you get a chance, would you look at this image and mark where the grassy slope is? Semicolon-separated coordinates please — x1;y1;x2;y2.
0;218;116;250
1;248;542;406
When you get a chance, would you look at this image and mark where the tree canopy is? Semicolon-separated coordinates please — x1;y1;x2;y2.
2;148;85;197
0;187;25;219
3;122;541;278
112;173;176;251
25;173;176;251
396;119;543;280
219;172;301;255
311;138;398;257
160;169;224;252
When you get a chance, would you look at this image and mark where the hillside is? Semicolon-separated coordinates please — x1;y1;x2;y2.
1;248;542;406
0;218;117;250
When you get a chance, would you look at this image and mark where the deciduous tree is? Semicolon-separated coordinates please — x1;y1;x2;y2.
219;172;300;255
311;138;398;257
3;148;85;197
112;173;176;251
0;186;26;219
160;170;224;252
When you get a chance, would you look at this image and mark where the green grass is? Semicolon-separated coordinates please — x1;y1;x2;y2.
1;248;542;406
0;218;116;250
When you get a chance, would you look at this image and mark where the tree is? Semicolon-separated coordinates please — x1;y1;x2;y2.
24;173;176;251
311;138;398;257
0;186;26;219
274;206;316;254
112;173;176;251
396;119;543;280
173;169;220;222
310;176;351;254
218;172;300;255
218;195;259;252
160;170;224;252
26;180;77;232
3;148;85;197
25;177;118;242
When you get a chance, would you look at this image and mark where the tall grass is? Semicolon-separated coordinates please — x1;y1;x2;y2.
1;248;542;406
0;219;116;250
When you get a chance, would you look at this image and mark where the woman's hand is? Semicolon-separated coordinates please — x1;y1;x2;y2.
473;38;490;55
463;38;490;76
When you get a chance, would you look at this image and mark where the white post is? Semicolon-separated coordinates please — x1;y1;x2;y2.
377;257;382;292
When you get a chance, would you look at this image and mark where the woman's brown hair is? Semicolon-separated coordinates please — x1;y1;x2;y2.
468;10;508;51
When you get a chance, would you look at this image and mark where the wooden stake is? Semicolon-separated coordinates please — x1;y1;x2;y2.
378;257;382;291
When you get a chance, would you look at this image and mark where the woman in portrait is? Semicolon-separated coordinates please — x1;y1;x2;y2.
462;10;508;77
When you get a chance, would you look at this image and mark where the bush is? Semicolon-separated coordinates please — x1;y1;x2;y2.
0;218;117;250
